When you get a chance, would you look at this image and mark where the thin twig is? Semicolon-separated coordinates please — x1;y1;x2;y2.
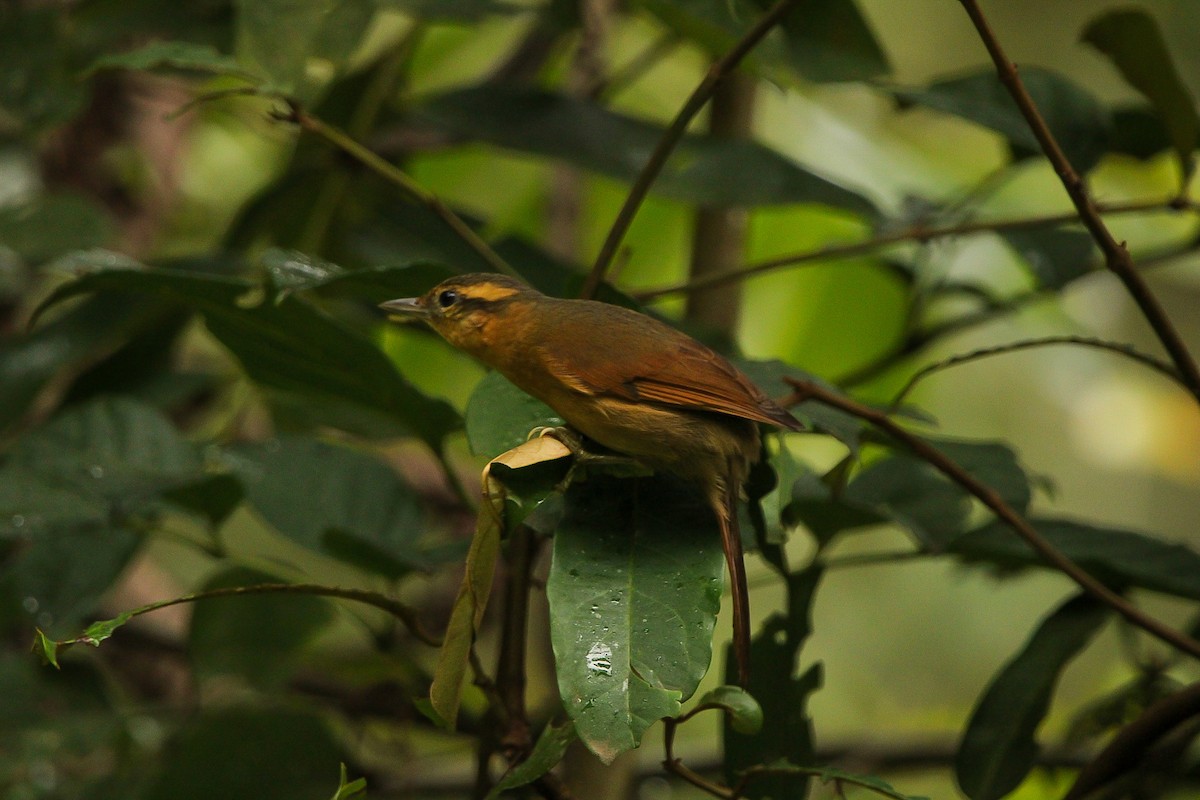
838;236;1200;388
636;197;1197;300
53;583;439;650
958;0;1200;406
280;101;519;279
889;335;1182;410
783;378;1200;661
662;718;737;799
580;0;803;298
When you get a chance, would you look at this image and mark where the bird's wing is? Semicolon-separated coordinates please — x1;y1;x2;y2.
536;318;801;430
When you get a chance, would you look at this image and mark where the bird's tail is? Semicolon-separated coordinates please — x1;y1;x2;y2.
714;478;751;688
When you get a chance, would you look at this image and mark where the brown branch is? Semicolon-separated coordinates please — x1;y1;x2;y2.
495;524;539;757
782;378;1200;661
580;0;803;298
280;101;519;280
837;234;1200;388
636;197;1197;300
888;335;1182;410
662;717;737;799
1065;680;1200;800
957;0;1200;406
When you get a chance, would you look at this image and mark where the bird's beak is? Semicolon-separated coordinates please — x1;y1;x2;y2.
379;297;428;322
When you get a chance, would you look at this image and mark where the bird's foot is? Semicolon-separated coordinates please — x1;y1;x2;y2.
527;426;651;481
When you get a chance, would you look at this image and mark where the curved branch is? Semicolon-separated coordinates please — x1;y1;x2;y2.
636;197;1197;300
783;378;1200;661
957;0;1200;406
889;335;1182;409
580;0;803;298
1065;680;1200;800
281;101;520;280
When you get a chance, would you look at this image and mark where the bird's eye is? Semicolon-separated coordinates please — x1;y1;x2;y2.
437;290;459;309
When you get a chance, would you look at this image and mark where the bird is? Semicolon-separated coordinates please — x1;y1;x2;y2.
380;273;801;687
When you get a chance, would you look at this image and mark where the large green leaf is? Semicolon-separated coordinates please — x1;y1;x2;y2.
228;436;434;576
894;67;1111;173
1083;8;1199;179
0;398;205;633
189;567;335;689
416;85;877;215
956;595;1108;800
640;0;888;83
547;474;726;763
949;518;1200;601
34;261;460;448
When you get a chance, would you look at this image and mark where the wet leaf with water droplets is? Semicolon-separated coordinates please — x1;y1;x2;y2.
547;474;725;763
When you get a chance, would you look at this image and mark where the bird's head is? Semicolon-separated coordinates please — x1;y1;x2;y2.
379;273;538;358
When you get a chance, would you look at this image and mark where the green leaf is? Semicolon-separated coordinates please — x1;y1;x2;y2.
1109;106;1173;160
724;566;823;797
956;595;1108;800
487;720;577;798
1;398;205;632
772;0;891;83
259;249;454;305
1083;9;1199;179
1000;227;1095;290
465;371;565;458
0;194;114;263
312;262;457;304
228;436;432;576
428;494;503;728
329;764;367;800
32;629;60;668
416;85;877;215
786;439;1034;550
0;7;86;129
373;0;527;19
85;40;257;79
143;707;344;800
162;474;245;529
547;475;725;763
695;685;763;735
0;291;163;433
894;67;1110;173
34;261;461;448
641;0;888;83
949;518;1200;601
189;567;335;689
234;0;375;101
